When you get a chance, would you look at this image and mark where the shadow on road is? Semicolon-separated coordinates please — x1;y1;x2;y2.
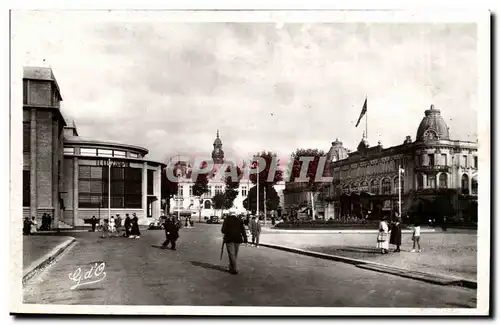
151;245;166;249
190;261;230;274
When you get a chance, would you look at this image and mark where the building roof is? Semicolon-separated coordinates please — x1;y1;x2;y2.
416;104;450;142
64;135;149;155
23;66;62;100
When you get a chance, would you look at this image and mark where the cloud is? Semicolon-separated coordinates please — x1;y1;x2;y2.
14;12;478;163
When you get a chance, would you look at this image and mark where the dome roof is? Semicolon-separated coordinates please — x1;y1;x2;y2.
416;105;450;142
327;138;349;162
213;129;222;146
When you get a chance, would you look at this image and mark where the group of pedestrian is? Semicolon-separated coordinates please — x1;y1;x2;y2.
23;216;37;235
39;213;52;231
376;213;422;254
98;213;141;239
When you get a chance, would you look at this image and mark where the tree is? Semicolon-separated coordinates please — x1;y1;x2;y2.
191;161;210;222
248;151;283;220
223;165;243;211
161;166;179;215
289;148;328;220
212;192;226;218
243;185;280;214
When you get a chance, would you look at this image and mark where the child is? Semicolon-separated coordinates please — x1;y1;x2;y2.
411;221;421;252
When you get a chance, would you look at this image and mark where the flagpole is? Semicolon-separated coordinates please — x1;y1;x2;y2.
365;95;368;139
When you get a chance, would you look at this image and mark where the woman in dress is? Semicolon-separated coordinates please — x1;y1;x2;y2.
389;214;402;252
376;216;390;254
30;216;38;234
130;213;141;239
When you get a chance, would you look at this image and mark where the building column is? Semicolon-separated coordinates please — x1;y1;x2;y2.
73;157;79;225
153;166;161;218
142;162;148;218
29;108;37;219
422;174;427;189
52;118;59;228
468;171;473;194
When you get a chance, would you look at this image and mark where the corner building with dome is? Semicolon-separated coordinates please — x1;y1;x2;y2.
326;105;478;222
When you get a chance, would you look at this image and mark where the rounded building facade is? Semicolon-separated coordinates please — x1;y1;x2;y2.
61;125;165;227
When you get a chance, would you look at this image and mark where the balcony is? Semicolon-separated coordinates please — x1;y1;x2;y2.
414;165;450;173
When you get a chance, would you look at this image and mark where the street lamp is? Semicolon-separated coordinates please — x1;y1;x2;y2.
398;165;405;216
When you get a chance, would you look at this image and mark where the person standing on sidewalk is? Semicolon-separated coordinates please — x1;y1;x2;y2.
221;213;248;274
91;216;98;232
389;214;402;252
124;214;131;238
249;216;262;247
101;218;110;238
411;221;422;252
30;216;38;234
162;216;180;250
376;216;389;254
130;213;141;239
115;214;122;237
23;217;32;235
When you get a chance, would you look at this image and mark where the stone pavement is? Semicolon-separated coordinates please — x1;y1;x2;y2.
260;229;477;281
23;224;476;308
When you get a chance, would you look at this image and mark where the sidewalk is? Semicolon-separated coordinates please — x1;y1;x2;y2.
260;231;477;285
23;235;75;283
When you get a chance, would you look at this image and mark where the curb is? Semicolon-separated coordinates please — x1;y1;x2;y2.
264;228;437;234
22;237;76;285
260;243;476;290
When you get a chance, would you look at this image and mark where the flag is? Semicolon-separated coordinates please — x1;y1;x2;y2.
355;98;367;127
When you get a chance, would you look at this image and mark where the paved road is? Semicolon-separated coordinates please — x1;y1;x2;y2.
23;224;476;307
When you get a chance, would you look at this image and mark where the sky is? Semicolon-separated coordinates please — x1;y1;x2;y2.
13;11;479;164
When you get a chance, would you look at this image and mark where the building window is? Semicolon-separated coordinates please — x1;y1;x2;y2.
114;150;126;157
428;154;435;166
439;173;448;188
189;185;193;196
64;147;75;155
78;165;142;208
23;170;30;207
80;148;97;156
417;174;424;190
427;174;436;189
463;155;468;167
98;149;113;157
441;154;447;166
381;178;391;194
147;170;154;195
129;152;139;158
474;156;478;169
215;185;224;195
242;186;248;197
23;122;30;153
472;177;478;195
461;174;469;194
393;177;404;194
178;185;184;196
23;80;28;104
369;179;379;194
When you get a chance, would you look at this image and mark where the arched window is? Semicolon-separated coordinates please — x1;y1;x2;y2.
394;177;404;194
427;174;436;189
369;179;379;194
382;178;391;194
439;173;448;188
417;174;424;190
472;176;478;195
360;181;368;192
461;174;469;194
204;200;212;209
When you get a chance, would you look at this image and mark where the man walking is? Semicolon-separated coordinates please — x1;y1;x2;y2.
249;216;262;247
124;214;131;238
162;216;180;250
221;213;247;274
91;216;98;232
